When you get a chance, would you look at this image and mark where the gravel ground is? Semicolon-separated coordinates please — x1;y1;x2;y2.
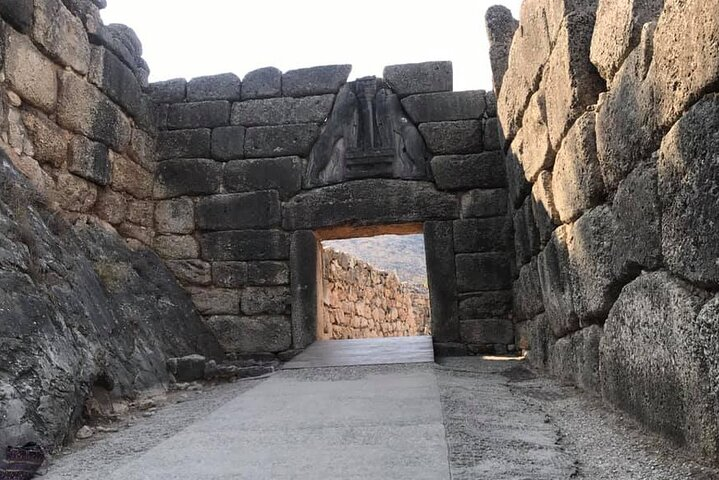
42;358;719;479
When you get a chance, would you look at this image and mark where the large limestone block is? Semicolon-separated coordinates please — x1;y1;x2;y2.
69;136;110;186
282;65;351;97
453;217;512;254
659;94;719;287
460;318;514;344
513;258;544;321
153;235;199;260
485;5;519;93
548;324;602;393
281;180;458;230
244;124;320;158
224;156;302;200
0;0;33;33
88;47;144;120
21;110;70;168
419;120;483;155
510;91;551;183
513;196;540;268
595;23;658;193
455;252;512;292
188;287;240;315
460;188;508;219
424;221;459;342
200;230;290;261
33;0;91;74
211;126;245;161
431;152;507;191
153;159;222;199
552;112;604;223
523;313;554;369
241;287;290;315
5;29;57;112
155;198;195;234
650;0;719;130
195;192;281;231
242;67;281;100
537;225;577;337
383;62;453;97
590;0;663;83
459;291;512;319
531;170;559;245
57;71;131;152
505;149;531;208
187;73;241;102
149;78;186;103
206;315;291;353
231;95;335;127
543;12;604;151
401;91;486;124
167;101;230;130
600;272;716;458
157;129;211;160
165;260;211;286
110;152;152;199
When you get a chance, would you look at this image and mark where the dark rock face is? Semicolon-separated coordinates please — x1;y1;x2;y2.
0;158;222;453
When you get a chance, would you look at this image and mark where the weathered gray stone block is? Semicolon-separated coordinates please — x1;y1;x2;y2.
88;46;145;121
167;355;206;382
165;259;211;286
211;126;246;161
400;91;486;123
155;198;194;234
513;258;544;321
200;230;290;261
244;124;320;158
431;152;507;191
659;94;719;287
523;313;554;369
154;159;223;199
128;128;157;172
459;291;512;319
195;192;281;231
513;196;540;268
505;150;531;208
460;188;507;219
206;315;291;353
510;91;552;183
149;78;186;103
424;221;459;342
291;230;320;348
212;262;248;288
188;287;240;315
383;62;453;96
282;180;459;230
453;217;511;253
69;136;110;186
0;0;33;33
590;0;663;83
419;120;482;155
247;261;290;286
549;324;602;393
241;287;290;315
485;5;519;93
242;67;281;99
531;170;560;245
57;71;131;152
5;29;57;112
537;225;577;337
22;110;70;168
231;95;335;126
153;235;199;260
600;272;716;457
455;252;512;292
282;65;351;97
33;0;91;74
460;318;513;344
552;112;605;223
224;156;302;200
483;117;502;151
157;129;211;160
187;73;241;102
167;101;230;129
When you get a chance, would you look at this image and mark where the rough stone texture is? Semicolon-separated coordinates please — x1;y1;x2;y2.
224;157;302;200
5;29;58;112
242;67;281;100
206;316;291;353
549;324;602;393
155;198;194;234
513;196;540;268
244;124;320;158
57;71;131;152
188;287;241;315
483;117;503;151
110;152;152;199
513;258;544;321
659;94;719;287
281;65;351;97
510;91;552;183
419;120;482;155
431;152;507;191
56;173;97;212
195;192;281;231
231;95;335;126
247;262;290;286
458;291;512;319
455;253;512;293
241;286;290;315
211;126;245;161
552;112;604;223
212;262;248;288
460;188;507;219
167;101;230;130
600;272;716;458
158;129;211;160
282;180;458;230
33;0;91;74
290;230;319;349
0;0;33;33
149;79;186;103
424;221;459;342
154;159;223;199
383;62;453;96
88;47;144;120
94;188;127;225
165;260;212;286
590;0;664;83
200;230;290;262
485;5;520;93
531;170;560;245
401;91;486;124
0;157;222;452
22;110;70;168
537;225;577;337
153;235;199;260
187;73;241;102
453;217;511;254
69;136;110;186
543;12;604;151
460;318;514;344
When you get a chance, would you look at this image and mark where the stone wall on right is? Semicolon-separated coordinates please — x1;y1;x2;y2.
487;0;719;463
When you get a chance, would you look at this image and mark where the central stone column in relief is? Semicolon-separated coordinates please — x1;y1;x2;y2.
306;76;428;187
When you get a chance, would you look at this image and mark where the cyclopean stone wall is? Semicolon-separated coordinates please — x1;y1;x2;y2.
149;64;515;357
487;0;719;463
319;248;430;340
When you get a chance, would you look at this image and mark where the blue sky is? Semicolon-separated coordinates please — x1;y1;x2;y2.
102;0;522;91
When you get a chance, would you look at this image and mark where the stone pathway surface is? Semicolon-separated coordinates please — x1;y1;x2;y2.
43;339;719;480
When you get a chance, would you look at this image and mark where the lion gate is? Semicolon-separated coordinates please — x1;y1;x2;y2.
150;61;514;357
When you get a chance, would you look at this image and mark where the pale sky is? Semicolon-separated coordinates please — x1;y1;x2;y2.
102;1;522;91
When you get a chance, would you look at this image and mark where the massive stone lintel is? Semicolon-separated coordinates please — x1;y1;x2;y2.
306;77;428;187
